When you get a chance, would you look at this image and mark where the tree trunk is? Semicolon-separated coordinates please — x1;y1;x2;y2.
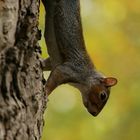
0;0;47;140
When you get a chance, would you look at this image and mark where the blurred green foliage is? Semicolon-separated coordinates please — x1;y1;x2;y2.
39;0;140;140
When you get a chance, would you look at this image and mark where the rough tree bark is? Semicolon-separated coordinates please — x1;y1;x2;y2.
0;0;47;140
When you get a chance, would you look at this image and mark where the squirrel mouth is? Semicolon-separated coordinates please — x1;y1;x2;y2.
89;111;98;116
87;102;99;117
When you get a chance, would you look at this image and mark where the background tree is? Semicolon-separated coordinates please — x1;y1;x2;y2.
0;0;46;139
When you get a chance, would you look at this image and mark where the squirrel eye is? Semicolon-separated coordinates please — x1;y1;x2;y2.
99;91;108;101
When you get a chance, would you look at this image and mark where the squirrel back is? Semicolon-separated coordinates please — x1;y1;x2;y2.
54;0;92;67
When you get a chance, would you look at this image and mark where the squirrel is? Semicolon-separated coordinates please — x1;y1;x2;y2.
41;0;117;116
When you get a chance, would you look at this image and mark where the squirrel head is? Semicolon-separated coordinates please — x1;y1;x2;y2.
77;76;117;116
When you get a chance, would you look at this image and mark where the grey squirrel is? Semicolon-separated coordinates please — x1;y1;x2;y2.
42;0;117;116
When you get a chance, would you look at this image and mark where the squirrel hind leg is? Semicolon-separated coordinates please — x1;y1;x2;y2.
43;0;63;68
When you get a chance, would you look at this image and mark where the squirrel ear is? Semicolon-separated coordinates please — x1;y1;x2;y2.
102;77;117;87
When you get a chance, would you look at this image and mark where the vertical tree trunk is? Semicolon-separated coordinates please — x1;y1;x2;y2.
0;0;47;139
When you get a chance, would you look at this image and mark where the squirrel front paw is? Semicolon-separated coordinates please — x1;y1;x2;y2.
41;58;52;71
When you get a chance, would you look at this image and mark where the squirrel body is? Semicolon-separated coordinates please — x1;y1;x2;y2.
42;0;117;116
